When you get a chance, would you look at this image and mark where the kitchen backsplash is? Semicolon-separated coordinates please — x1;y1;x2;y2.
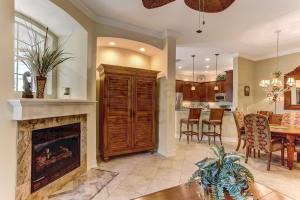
181;101;233;110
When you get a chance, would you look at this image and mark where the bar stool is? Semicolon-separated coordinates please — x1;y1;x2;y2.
233;111;246;151
179;108;202;144
201;108;225;145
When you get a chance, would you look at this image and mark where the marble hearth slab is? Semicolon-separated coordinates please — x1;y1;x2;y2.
48;169;118;200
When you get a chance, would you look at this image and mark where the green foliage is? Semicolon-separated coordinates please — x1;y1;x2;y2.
216;74;226;81
272;71;282;78
189;146;254;200
20;27;72;77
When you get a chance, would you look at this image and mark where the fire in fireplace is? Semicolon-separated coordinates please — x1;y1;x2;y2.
31;123;81;193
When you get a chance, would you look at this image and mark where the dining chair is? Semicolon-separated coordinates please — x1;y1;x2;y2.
295;140;300;163
233;111;246;151
281;112;300;162
180;108;202;144
281;112;300;126
201;108;225;145
244;114;285;171
269;114;283;125
257;111;273;121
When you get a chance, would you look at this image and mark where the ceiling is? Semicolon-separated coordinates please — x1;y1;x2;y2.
72;0;300;74
97;37;161;57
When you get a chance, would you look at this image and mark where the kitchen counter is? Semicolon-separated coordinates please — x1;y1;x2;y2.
175;109;237;142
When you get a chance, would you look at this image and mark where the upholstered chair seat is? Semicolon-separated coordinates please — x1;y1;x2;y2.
244;114;285;171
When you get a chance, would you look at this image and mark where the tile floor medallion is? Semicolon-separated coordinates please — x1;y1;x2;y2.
49;169;118;200
91;140;300;200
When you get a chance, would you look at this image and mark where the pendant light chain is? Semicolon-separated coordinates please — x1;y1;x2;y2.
276;30;280;70
197;0;205;33
197;0;202;33
202;0;205;25
192;55;195;82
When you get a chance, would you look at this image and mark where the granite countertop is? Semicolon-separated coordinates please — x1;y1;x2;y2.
175;108;233;114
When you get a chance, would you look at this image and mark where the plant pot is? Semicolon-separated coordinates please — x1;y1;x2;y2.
36;76;47;99
200;181;254;200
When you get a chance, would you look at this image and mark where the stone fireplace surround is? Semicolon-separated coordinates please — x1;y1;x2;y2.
8;99;96;200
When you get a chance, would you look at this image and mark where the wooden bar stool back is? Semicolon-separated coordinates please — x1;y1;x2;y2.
233;111;246;151
201;108;225;145
179;108;202;144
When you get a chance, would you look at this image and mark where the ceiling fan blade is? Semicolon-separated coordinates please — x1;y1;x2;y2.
142;0;175;9
184;0;235;13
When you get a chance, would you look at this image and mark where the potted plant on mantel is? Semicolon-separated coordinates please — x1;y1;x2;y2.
21;27;72;98
189;146;254;200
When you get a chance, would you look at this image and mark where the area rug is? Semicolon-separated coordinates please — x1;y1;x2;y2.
49;169;118;200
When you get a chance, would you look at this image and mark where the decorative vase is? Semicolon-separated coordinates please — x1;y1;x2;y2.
36;76;47;98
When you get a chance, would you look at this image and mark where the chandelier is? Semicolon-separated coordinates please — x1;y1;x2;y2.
259;30;295;112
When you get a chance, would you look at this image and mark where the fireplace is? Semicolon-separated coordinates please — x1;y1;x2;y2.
31;123;81;193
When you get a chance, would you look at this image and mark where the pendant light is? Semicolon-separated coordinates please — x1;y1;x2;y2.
196;0;205;33
214;53;220;91
191;55;196;90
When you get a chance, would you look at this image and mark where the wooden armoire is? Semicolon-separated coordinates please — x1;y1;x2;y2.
98;64;159;160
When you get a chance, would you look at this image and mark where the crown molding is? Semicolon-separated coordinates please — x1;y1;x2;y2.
70;0;97;21
70;0;164;39
95;15;164;39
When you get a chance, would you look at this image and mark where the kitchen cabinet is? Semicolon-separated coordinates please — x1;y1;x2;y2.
176;74;232;102
206;82;216;102
98;64;158;160
176;80;184;93
182;82;192;101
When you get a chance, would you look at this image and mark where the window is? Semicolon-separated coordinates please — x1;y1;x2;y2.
14;14;56;94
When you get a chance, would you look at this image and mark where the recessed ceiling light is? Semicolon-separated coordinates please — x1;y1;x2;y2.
140;47;145;52
205;58;210;62
205;65;210;68
109;42;116;46
178;66;182;69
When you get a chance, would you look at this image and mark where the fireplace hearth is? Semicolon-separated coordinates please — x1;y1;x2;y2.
31;123;81;193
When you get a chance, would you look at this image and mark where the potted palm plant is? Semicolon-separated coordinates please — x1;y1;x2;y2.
21;27;71;98
189;146;254;200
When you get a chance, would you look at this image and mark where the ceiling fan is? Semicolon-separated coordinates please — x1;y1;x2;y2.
142;0;235;13
142;0;235;33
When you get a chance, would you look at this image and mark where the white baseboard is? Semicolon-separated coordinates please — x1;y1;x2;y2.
175;135;237;143
88;159;98;169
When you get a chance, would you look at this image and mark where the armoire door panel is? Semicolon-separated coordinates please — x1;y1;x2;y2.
132;78;156;149
105;75;132;152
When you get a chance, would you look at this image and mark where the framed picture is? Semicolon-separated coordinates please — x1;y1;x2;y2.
244;86;250;96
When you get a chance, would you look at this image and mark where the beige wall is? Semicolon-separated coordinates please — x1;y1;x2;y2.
0;0;17;199
253;52;300;113
95;23;163;50
51;0;97;169
237;57;256;112
237;52;300;114
97;47;151;70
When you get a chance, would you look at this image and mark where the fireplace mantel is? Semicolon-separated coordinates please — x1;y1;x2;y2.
8;99;97;120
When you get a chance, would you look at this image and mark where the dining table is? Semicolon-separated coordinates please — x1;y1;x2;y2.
270;124;300;170
133;182;292;200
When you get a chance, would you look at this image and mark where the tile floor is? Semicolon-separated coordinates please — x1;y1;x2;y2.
92;140;300;200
